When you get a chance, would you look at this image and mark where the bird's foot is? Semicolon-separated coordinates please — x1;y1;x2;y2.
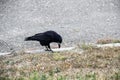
45;49;49;51
45;49;54;53
50;50;54;53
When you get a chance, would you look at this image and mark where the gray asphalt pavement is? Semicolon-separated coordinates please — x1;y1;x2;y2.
0;0;120;52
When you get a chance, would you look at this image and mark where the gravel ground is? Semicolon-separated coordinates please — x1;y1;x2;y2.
0;0;120;52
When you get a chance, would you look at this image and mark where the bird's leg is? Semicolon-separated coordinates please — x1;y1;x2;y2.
45;46;49;51
48;44;54;52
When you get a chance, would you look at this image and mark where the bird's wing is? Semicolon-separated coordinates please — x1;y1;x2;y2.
44;32;54;39
34;33;52;41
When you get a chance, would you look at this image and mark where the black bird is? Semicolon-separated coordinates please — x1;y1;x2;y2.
25;30;62;51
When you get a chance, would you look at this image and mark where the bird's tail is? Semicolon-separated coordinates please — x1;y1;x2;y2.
25;36;36;41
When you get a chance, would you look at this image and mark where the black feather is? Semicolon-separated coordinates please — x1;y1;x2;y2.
25;30;62;51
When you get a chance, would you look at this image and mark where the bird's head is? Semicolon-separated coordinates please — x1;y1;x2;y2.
57;36;62;48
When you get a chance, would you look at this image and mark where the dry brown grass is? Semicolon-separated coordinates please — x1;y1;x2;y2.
96;38;120;44
0;47;120;80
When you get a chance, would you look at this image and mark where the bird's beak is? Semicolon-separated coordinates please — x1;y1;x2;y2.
58;43;61;48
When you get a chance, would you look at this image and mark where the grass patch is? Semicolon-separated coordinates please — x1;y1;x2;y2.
111;72;120;80
97;38;120;44
52;52;67;61
0;47;120;80
77;42;98;51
